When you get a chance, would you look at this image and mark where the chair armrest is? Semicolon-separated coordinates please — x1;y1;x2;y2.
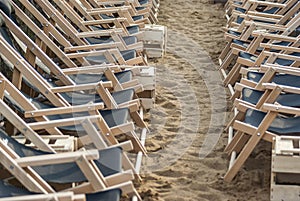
64;42;122;52
248;0;286;7
81;18;127;26
61;65;121;75
260;43;300;53
247;11;283;19
260;64;300;75
86;6;131;15
262;83;300;95
24;103;104;118
15;149;99;167
51;81;113;93
262;103;300;116
76;29;124;38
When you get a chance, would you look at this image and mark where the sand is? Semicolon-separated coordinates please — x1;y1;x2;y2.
138;0;272;200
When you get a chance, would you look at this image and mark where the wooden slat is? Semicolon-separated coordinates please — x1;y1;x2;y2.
16;150;99;167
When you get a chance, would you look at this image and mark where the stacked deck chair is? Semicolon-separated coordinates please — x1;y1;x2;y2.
83;0;160;24
0;8;147;155
220;0;300;199
0;0;157;199
14;0;148;66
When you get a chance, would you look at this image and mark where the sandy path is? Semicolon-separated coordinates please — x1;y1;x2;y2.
137;0;271;200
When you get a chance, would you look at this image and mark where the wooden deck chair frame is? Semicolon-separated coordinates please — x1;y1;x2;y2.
222;41;300;86
51;0;145;48
0;8;148;129
13;0;147;66
0;191;86;201
224;102;300;182
0;34;147;155
0;73;143;178
222;6;300;47
232;82;300;110
219;9;300;65
0;138;141;199
3;2;144;93
89;0;159;24
219;25;300;76
68;0;149;26
227;0;298;28
232;64;300;98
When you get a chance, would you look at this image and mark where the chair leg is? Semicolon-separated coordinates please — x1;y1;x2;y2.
224;111;277;182
219;42;232;63
219;50;235;71
225;131;243;153
223;63;241;86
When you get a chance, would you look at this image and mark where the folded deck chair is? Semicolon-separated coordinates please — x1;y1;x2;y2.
85;0;158;24
227;0;298;28
1;0;144;94
0;73;146;157
0;187;86;201
232;64;300;95
222;43;300;86
225;0;289;17
0;10;147;130
221;6;300;59
64;0;148;28
234;84;300;110
219;9;300;66
224;102;300;182
219;20;300;69
0;74;143;181
50;0;145;49
10;0;147;67
0;132;141;200
0;179;122;201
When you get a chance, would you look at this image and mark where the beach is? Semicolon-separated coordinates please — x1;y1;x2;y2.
139;0;271;200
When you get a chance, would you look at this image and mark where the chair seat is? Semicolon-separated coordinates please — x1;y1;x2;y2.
0;129;122;183
242;87;300;107
69;70;133;85
244;109;300;135
247;71;300;88
0;179;121;201
85;49;136;65
86;35;137;46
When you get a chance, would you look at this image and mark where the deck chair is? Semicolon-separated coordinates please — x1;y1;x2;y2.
12;0;147;66
0;73;144;181
66;0;148;27
233;83;300;110
62;0;145;36
50;0;145;48
219;8;300;66
227;0;298;28
0;8;148;130
0;189;86;201
0;70;146;155
3;0;145;94
0;4;143;91
219;18;300;68
0;131;141;200
0;12;147;153
85;0;159;24
0;180;123;201
221;4;300;58
232;64;300;96
222;39;300;86
224;0;287;17
224;101;300;182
